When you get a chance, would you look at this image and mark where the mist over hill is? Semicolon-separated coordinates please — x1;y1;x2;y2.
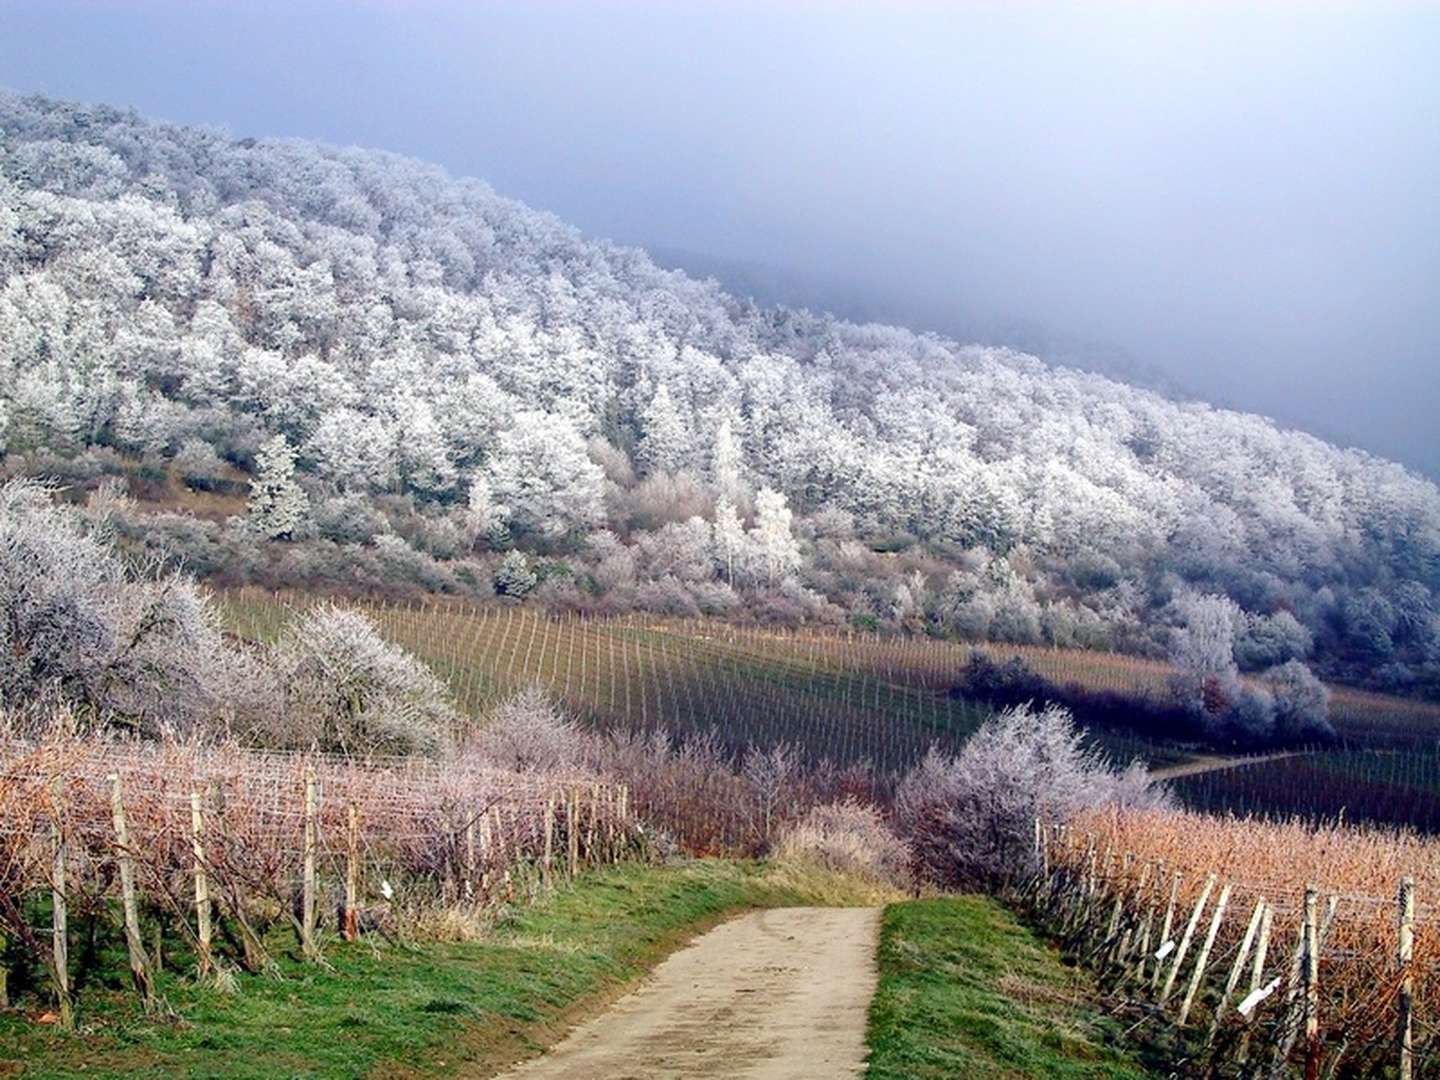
2;92;1438;702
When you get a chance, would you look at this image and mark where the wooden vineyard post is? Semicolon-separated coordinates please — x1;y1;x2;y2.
567;788;580;879
1152;870;1181;991
543;796;555;882
1271;885;1321;1076
49;777;73;1030
1303;885;1320;1080
464;812;476;903
1160;872;1216;1007
344;802;360;942
190;790;212;978
479;810;492;893
587;784;599;867
108;773;154;1011
1178;881;1231;1026
301;765;320;962
1236;900;1274;1067
1398;876;1414;1080
1210;896;1266;1045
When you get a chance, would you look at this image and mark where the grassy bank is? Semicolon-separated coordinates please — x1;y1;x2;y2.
865;897;1156;1079
0;859;876;1080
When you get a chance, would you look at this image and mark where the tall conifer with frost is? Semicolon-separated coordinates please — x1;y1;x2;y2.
751;487;801;586
713;495;745;585
638;384;690;475
247;434;309;539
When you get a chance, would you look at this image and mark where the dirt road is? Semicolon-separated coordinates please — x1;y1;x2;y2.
495;906;881;1079
1151;749;1306;781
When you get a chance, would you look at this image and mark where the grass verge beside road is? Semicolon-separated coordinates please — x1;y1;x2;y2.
865;897;1156;1079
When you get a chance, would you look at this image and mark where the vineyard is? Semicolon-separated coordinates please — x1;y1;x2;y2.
0;731;638;1026
1172;746;1440;834
222;592;1440;769
220;592;998;772
1029;807;1439;1077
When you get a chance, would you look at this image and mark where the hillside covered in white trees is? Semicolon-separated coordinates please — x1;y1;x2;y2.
2;92;1438;702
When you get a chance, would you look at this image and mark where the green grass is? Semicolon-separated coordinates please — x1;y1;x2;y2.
866;898;1156;1079
0;860;871;1080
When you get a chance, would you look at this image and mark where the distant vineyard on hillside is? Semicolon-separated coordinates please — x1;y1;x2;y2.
221;594;1440;775
1172;746;1440;833
221;593;995;772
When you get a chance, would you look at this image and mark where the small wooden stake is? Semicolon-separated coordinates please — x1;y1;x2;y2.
1178;881;1231;1026
463;812;476;902
543;796;555;879
50;778;73;1030
301;765;319;962
1152;870;1181;990
567;788;580;878
1160;872;1216;1007
1236;899;1274;1066
344;802;360;942
108;773;154;1011
190;790;212;978
1399;876;1415;1080
1210;896;1266;1043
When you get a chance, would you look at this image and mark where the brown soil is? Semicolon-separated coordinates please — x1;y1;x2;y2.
491;906;881;1080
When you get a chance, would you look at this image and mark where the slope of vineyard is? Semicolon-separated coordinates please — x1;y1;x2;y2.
220;592;1440;776
220;592;992;772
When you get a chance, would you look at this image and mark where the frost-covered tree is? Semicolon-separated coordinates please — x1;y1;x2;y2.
750;487;801;586
0;478;235;734
1264;660;1332;740
1169;592;1242;716
268;605;453;756
894;702;1165;888
494;549;538;597
713;495;745;586
246;434;310;539
637;383;690;476
306;408;396;492
710;417;743;500
485;411;604;539
464;474;509;547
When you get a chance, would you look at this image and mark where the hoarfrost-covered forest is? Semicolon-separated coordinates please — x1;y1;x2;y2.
2;92;1438;704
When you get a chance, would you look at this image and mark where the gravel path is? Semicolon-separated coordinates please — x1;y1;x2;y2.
495;906;881;1080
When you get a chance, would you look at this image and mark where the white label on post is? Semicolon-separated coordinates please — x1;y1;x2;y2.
1155;940;1176;961
1237;977;1282;1018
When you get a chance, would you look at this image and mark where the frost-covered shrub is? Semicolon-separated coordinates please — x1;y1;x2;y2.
635;576;700;616
895;702;1166;889
688;580;741;615
0;478;237;735
372;533;460;593
775;800;910;886
173;438;228;491
1264;660;1332;740
313;494;387;545
472;685;587;771
493;549;538;597
268;604;454;756
1234;610;1313;671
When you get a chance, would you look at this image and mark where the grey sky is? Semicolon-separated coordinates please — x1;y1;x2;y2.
2;1;1437;474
